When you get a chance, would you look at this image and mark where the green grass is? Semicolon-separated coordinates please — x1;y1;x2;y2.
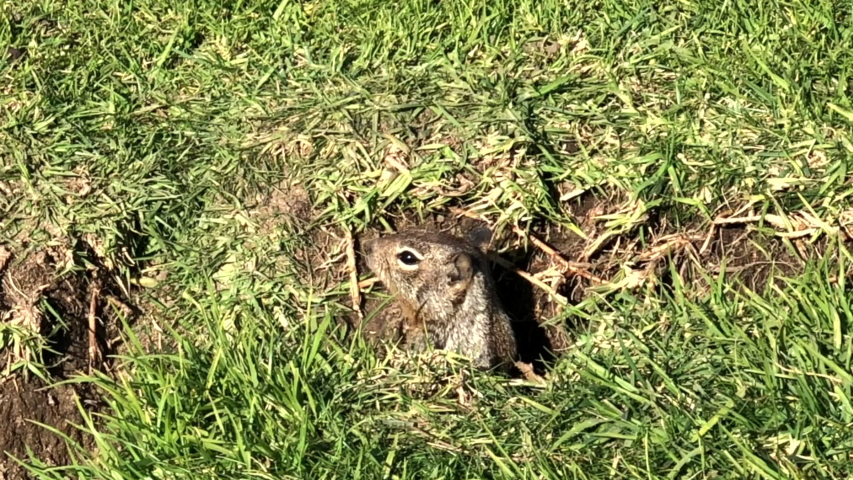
3;0;853;478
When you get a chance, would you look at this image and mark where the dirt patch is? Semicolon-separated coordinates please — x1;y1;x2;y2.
525;193;831;297
0;376;94;480
349;190;844;374
0;244;131;480
697;225;808;290
250;180;313;230
246;180;349;291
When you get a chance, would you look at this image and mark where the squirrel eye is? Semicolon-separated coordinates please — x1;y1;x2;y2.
397;250;420;266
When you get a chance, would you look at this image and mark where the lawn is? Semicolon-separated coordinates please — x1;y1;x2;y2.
2;0;853;478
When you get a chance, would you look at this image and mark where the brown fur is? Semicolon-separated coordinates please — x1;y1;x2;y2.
364;228;517;370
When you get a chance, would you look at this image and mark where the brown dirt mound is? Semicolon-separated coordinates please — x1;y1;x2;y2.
0;245;131;480
0;377;93;480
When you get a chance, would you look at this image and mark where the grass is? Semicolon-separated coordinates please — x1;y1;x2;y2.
3;0;853;478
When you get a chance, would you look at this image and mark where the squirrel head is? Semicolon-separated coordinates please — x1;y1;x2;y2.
364;228;492;309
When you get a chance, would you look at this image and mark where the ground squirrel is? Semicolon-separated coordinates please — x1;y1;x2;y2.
364;227;517;370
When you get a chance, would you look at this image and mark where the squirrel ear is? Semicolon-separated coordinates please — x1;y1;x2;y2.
448;252;474;286
466;225;492;251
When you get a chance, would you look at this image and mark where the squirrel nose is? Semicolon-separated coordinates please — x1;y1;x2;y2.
363;238;375;256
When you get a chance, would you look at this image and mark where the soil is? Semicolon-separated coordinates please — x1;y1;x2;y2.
0;377;94;480
0;245;128;480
